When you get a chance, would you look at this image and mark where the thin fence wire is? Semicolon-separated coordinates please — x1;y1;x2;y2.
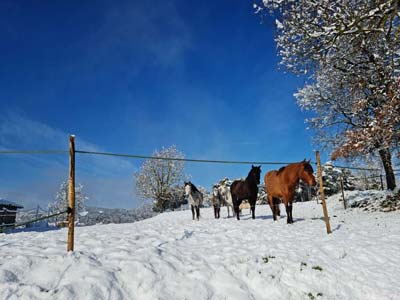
350;175;382;180
0;209;69;232
0;148;399;172
0;150;68;155
75;150;301;166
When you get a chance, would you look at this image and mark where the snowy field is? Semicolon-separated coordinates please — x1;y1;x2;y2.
1;191;400;300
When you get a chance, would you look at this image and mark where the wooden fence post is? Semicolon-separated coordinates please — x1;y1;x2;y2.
67;135;76;252
316;151;332;234
340;177;346;209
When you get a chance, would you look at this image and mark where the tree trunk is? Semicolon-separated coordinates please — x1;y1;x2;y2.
378;148;396;190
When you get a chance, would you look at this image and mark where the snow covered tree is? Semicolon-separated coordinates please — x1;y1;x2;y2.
341;169;358;191
256;0;400;190
48;181;88;222
198;186;211;207
167;185;187;211
134;145;188;212
294;181;316;202
322;161;341;196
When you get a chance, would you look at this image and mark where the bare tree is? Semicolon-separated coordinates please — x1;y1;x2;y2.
134;145;188;212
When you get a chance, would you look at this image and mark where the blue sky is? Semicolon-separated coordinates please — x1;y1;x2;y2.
0;1;319;209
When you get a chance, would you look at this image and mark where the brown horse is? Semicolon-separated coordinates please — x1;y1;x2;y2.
264;160;316;224
231;165;261;220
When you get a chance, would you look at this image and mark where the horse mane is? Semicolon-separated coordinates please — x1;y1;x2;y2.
245;166;261;185
277;161;313;175
303;161;314;173
277;166;286;174
190;182;201;194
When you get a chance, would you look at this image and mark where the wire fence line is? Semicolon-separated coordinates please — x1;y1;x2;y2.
0;148;399;172
0;209;69;233
75;150;308;166
0;150;69;155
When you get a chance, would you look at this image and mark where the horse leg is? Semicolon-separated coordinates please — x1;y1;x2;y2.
274;197;281;217
250;199;256;219
191;205;195;220
286;192;294;223
283;196;294;224
217;207;220;219
289;201;294;223
196;206;200;220
233;199;240;220
213;205;217;219
268;195;276;221
284;202;291;224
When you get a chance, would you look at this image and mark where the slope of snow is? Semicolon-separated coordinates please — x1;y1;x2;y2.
1;194;400;300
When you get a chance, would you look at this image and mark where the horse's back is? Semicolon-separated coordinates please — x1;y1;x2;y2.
265;170;279;183
264;170;281;196
230;180;242;196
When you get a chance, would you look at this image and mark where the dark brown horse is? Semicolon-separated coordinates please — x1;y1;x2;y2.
230;165;261;220
264;159;316;224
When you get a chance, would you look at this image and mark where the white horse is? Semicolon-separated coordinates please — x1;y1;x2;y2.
218;180;234;218
184;181;203;220
211;185;222;219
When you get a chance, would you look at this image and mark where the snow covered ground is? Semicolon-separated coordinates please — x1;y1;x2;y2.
1;192;400;300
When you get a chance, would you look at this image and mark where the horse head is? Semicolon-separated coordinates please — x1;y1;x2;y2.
184;181;192;196
250;165;262;184
212;185;219;197
300;161;317;186
185;181;201;196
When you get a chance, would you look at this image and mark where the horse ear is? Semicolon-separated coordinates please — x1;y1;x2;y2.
252;164;254;168
308;158;311;163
